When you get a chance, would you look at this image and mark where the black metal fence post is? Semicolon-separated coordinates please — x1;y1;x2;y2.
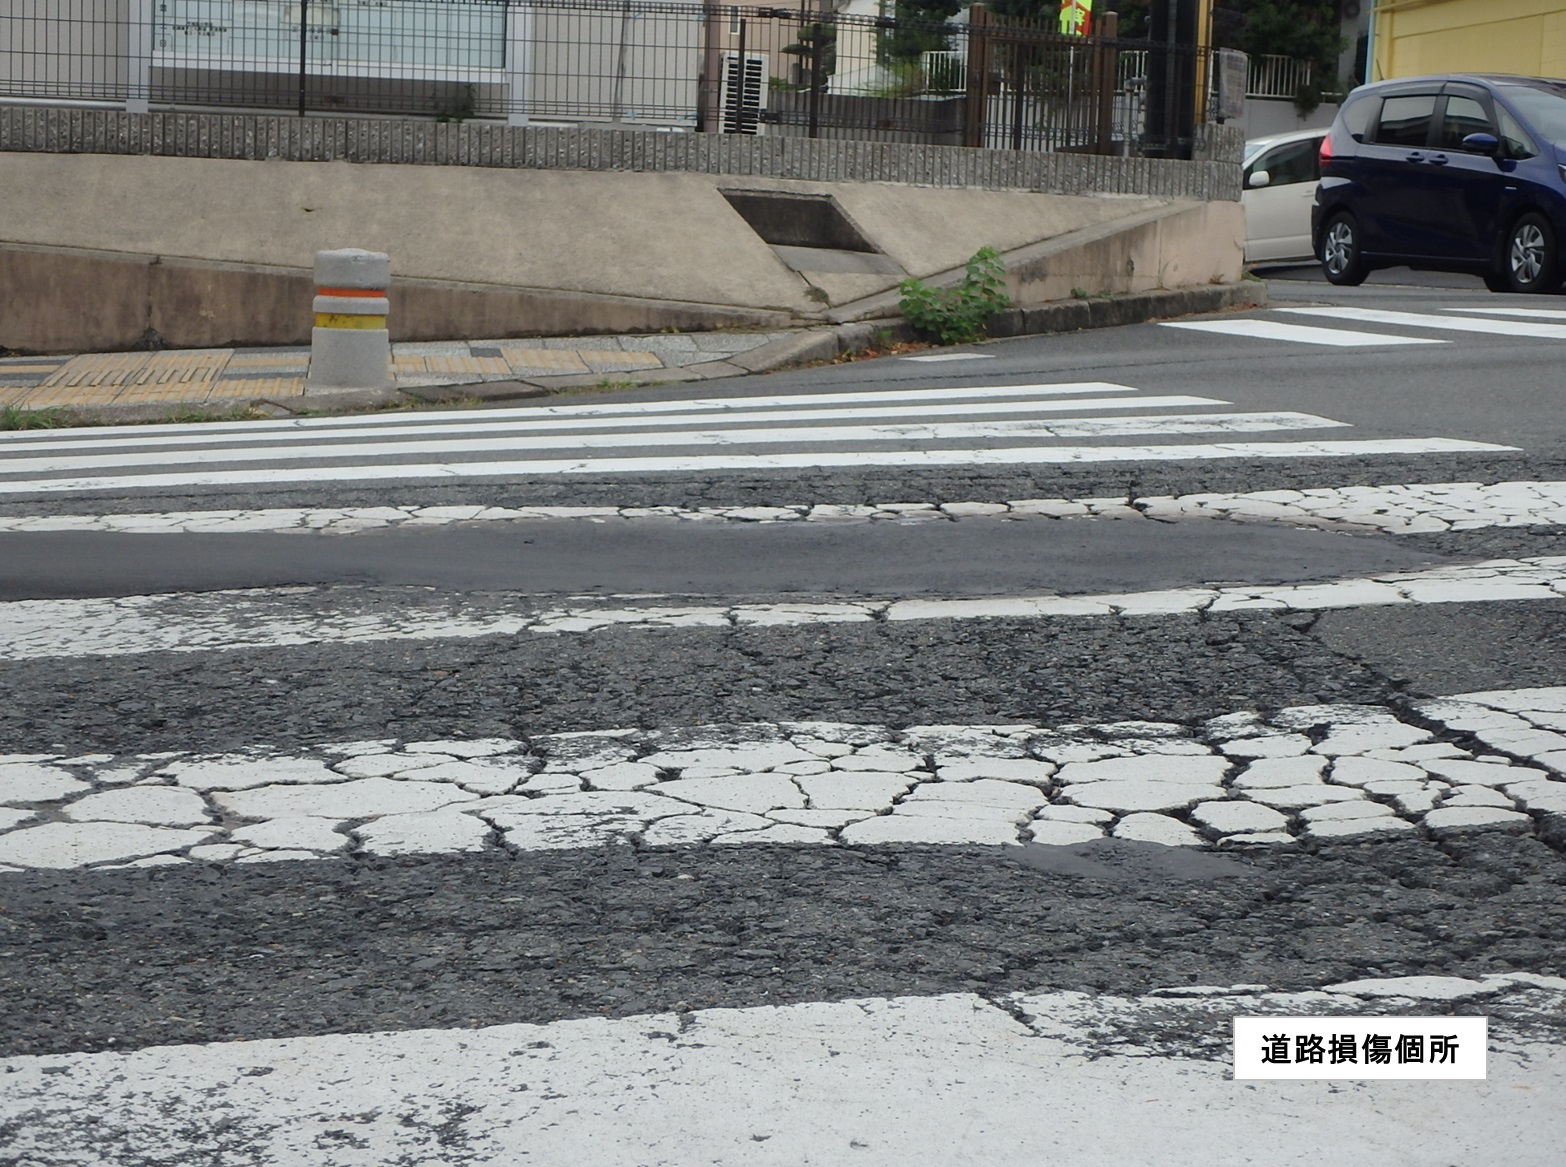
808;34;821;139
298;0;308;117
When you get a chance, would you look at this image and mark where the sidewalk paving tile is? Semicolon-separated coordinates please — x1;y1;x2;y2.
498;347;591;373
0;330;791;414
577;351;664;373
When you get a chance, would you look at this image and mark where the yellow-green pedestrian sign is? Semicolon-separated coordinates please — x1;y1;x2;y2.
1058;0;1092;36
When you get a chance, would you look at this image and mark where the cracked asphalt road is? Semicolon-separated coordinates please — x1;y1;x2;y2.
4;833;1563;1059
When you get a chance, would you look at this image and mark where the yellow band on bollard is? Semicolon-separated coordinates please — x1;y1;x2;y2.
315;313;388;330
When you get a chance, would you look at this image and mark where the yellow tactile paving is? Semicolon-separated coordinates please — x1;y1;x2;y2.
10;383;131;407
0;363;68;374
498;347;591;373
128;352;232;386
0;385;33;405
40;353;153;388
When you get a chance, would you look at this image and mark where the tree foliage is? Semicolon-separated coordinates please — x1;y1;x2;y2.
1212;1;1343;70
880;0;1343;75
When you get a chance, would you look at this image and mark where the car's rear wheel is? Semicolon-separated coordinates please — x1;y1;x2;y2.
1501;212;1559;294
1320;212;1368;286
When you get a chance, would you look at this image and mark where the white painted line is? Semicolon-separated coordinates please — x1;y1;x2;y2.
900;352;995;361
1283;306;1566;340
5;480;1564;537
0;413;1348;476
0;555;1560;661
5;692;1565;866
1161;319;1442;347
4;981;1561;1165
0;439;1513;495
0;394;1228;456
1447;307;1566;321
0;382;1142;443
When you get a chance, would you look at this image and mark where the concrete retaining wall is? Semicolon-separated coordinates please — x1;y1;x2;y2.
0;243;795;352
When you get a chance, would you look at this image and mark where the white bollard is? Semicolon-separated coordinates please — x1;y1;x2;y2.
305;248;394;391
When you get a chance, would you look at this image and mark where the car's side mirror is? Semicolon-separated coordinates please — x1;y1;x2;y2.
1461;132;1501;155
1247;169;1272;189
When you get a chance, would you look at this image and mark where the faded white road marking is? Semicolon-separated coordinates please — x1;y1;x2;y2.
0;395;1227;456
0;439;1513;496
900;352;995;361
1448;307;1566;322
3;980;1562;1167
0;412;1338;476
0;382;1143;445
1161;319;1442;347
1283;306;1566;340
1;557;1564;662
1;691;1561;869
5;479;1565;537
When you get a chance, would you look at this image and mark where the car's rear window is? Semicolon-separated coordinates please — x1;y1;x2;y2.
1340;93;1377;143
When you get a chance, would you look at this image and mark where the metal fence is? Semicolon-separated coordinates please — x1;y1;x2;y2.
0;1;1212;157
1246;53;1311;100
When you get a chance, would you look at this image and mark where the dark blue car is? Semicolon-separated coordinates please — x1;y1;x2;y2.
1313;73;1566;292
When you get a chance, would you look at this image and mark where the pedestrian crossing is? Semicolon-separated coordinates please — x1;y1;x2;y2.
2;362;1564;1162
1163;303;1566;348
0;380;1512;495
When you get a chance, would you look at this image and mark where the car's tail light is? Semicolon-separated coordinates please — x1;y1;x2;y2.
1320;134;1333;164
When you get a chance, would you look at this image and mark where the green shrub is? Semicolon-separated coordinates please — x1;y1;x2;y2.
898;247;1012;345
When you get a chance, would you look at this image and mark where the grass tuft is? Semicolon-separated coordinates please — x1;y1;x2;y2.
0;404;74;430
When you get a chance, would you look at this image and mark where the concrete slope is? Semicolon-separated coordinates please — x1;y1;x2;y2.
0;151;1242;352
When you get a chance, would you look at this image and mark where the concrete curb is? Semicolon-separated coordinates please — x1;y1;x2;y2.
20;282;1265;425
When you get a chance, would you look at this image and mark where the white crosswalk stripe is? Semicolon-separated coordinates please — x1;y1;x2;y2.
1161;303;1566;348
1283;306;1566;339
0;381;1513;495
3;692;1563;868
7;981;1562;1164
1448;307;1566;321
1161;319;1443;347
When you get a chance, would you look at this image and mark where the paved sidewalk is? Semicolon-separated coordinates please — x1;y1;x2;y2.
0;283;1267;422
0;330;806;415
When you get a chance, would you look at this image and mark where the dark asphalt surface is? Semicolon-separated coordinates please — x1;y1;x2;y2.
4;596;1565;755
3;833;1562;1058
0;515;1451;601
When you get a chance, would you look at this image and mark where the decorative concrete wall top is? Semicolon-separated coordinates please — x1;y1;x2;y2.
0;109;1244;203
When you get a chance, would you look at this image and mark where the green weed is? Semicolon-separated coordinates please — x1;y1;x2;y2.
898;247;1012;345
0;405;73;430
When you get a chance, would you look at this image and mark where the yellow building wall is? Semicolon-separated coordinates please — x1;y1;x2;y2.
1373;0;1566;81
